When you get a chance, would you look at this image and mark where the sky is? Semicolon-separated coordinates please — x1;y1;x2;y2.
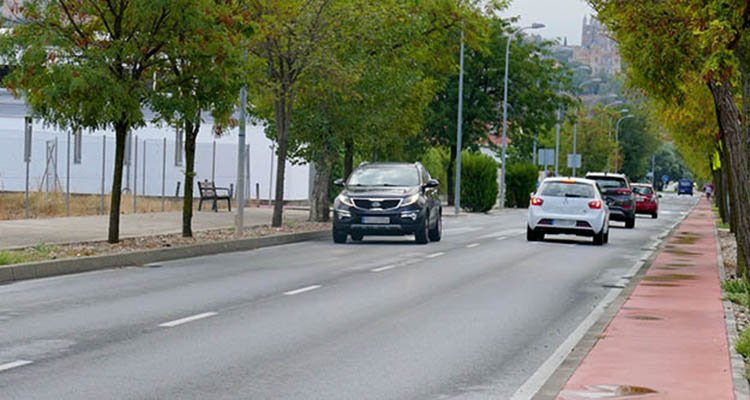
502;0;596;46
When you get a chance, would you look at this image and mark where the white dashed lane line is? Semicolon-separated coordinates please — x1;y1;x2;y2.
0;360;33;372
425;252;445;259
371;265;397;272
466;243;480;248
283;285;322;296
159;312;218;328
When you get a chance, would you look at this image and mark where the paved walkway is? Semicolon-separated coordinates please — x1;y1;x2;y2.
0;206;309;250
557;199;735;399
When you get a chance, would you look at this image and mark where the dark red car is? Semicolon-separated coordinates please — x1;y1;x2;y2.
632;183;659;219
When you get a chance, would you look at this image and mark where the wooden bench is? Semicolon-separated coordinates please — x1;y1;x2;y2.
198;180;232;212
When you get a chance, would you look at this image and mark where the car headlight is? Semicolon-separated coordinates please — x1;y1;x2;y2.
400;193;421;207
336;194;355;207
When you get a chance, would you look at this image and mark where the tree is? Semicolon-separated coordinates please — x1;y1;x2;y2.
423;17;571;205
247;0;351;227
2;0;186;243
149;0;245;237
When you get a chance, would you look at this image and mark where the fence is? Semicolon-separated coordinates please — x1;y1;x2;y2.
0;116;311;217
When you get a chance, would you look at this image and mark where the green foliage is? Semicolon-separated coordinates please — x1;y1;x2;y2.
505;162;538;208
737;328;750;359
420;147;450;194
460;151;498;212
723;279;750;307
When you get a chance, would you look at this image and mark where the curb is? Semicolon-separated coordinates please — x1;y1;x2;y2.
529;203;696;399
0;230;329;284
714;224;750;399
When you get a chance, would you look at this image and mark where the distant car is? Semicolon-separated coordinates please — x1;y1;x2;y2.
632;183;660;219
585;172;637;229
527;177;610;245
332;162;442;244
677;179;694;196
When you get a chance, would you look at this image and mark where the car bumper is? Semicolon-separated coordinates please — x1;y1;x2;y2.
635;201;658;214
608;206;635;221
528;210;607;236
333;206;427;235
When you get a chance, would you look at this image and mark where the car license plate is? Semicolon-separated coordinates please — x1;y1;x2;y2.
362;216;390;224
553;219;575;227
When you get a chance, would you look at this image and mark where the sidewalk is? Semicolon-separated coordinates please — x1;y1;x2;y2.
557;200;736;399
0;206;309;250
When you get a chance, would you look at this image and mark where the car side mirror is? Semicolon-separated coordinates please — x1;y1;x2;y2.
658;194;663;198
423;179;439;189
334;178;345;187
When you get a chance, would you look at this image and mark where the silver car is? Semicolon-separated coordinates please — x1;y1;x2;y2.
527;177;610;245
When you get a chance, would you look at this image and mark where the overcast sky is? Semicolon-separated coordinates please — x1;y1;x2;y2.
502;0;596;46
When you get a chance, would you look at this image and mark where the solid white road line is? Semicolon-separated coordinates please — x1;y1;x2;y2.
466;243;480;248
425;252;445;259
371;265;397;272
159;312;218;328
0;360;33;372
283;285;322;296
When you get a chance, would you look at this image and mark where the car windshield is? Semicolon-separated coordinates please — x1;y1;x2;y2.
347;166;420;187
633;186;653;195
590;178;627;189
540;182;596;198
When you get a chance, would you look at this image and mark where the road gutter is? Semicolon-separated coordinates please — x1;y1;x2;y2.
515;204;695;400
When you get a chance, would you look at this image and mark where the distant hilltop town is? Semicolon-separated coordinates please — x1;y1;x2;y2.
553;15;622;77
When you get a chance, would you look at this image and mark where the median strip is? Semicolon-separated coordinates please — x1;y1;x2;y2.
284;285;322;296
0;360;33;372
159;312;218;328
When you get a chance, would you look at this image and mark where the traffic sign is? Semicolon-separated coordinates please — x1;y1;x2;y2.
661;175;669;183
567;154;581;169
537;149;555;166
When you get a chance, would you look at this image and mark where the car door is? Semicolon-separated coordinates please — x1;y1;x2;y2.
421;166;439;223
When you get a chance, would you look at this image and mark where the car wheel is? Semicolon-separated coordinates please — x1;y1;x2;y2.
428;211;442;242
351;232;364;242
526;225;542;242
593;230;605;246
415;215;429;245
625;217;635;229
652;212;658;219
333;229;347;244
604;231;609;244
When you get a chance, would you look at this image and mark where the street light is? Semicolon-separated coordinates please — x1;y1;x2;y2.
614;114;635;172
499;22;545;208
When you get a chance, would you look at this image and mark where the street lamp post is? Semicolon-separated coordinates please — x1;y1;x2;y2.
614;114;635;172
499;22;545;208
454;30;465;215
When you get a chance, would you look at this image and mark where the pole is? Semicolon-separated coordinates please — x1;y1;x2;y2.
614;115;634;173
24;116;32;218
455;30;465;215
554;110;561;176
212;140;217;183
133;135;138;213
572;122;577;177
268;143;274;206
651;154;656;187
142;140;147;195
532;135;537;166
66;130;71;215
161;137;166;212
101;136;106;215
499;32;513;209
236;70;248;235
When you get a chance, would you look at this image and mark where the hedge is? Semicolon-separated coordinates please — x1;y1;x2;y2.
460;151;498;212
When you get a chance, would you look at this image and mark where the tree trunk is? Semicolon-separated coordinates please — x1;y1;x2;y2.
344;137;354;179
182;119;199;238
447;145;456;206
714;167;727;224
309;157;332;222
708;80;750;278
272;94;291;227
108;123;128;244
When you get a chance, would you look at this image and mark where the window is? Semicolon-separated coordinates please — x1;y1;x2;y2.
540;182;596;198
348;166;420;187
632;186;653;195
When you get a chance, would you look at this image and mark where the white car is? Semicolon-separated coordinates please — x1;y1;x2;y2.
527;177;610;245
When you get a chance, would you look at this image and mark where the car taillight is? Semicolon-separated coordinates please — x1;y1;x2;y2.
530;197;544;206
615;189;632;196
588;200;602;209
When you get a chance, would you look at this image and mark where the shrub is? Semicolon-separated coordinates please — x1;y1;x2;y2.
460;151;498;212
505;162;539;208
420;147;449;194
737;328;750;358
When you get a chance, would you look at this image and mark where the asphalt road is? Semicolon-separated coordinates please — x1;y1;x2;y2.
0;194;697;399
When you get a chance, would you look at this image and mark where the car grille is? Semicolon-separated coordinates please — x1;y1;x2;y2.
353;199;401;210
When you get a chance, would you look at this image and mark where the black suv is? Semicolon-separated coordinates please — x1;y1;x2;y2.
585;172;636;228
332;162;442;244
